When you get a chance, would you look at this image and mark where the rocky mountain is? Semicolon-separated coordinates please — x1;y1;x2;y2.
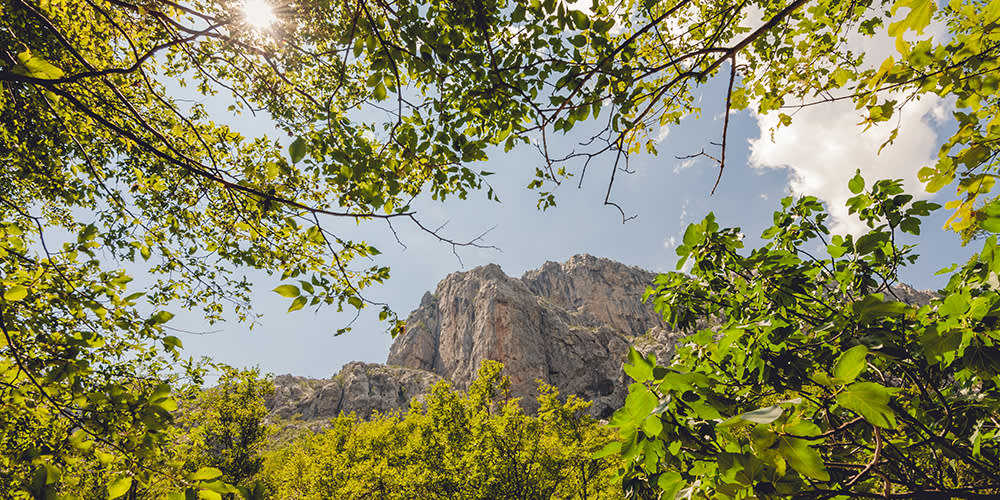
266;255;937;422
269;254;678;420
386;255;676;416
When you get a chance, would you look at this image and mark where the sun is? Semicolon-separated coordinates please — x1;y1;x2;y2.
243;0;276;30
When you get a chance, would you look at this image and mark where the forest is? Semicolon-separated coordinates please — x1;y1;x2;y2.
2;0;1000;498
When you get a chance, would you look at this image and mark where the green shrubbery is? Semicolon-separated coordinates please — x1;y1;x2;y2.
261;361;622;500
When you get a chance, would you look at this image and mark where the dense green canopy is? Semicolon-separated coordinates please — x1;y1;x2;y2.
261;361;620;500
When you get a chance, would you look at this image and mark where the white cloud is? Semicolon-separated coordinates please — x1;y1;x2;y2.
746;16;950;236
749;94;946;235
674;157;698;174
656;125;671;142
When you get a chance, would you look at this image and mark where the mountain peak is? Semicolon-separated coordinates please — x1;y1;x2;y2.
387;255;673;416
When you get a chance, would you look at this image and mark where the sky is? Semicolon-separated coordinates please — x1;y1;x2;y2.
171;73;977;380
158;2;978;379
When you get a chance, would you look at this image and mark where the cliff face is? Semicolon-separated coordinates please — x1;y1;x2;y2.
386;254;675;417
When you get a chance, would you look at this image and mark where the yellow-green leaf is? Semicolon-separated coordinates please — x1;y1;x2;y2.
836;382;897;428
197;490;222;500
108;477;133;499
287;296;307;312
188;467;223;481
3;285;27;302
273;284;300;298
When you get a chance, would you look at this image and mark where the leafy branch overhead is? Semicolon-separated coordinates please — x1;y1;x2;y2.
611;175;1000;499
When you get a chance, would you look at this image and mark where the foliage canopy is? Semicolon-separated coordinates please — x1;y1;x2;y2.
3;0;1000;496
609;176;1000;499
261;361;622;500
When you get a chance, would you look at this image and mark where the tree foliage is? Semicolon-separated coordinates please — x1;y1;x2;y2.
610;176;1000;499
261;361;622;500
3;0;1000;496
175;367;274;500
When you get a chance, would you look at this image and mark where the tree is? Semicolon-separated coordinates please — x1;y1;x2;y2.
2;0;998;496
260;361;622;500
177;366;274;499
607;174;1000;499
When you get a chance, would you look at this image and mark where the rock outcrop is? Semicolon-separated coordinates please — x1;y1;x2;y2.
387;254;676;417
267;362;441;421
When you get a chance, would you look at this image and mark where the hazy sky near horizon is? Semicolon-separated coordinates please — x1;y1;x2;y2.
169;71;978;380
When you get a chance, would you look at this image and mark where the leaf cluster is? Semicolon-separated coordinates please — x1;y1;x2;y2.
610;176;1000;499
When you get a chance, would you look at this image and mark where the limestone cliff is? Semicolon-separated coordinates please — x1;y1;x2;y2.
386;254;675;417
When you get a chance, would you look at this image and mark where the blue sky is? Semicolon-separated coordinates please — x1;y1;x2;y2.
170;73;977;379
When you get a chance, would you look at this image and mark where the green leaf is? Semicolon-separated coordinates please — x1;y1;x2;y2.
656;470;685;499
836;382;897;428
751;424;776;451
720;405;783;427
592;441;621;459
198;490;222;500
373;82;387;101
347;296;363;310
830;67;852;87
108;477;133;499
682;223;704;247
188;467;223;481
273;284;300;298
287;296;307;312
777;436;830;481
3;285;27;302
642;415;663;436
832;345;868;383
41;463;61;485
733;455;767;486
152;396;178;411
889;0;936;36
614;384;658;428
163;336;183;349
624;346;654;382
848;170;865;194
982;215;1000;233
16;51;65;79
289;138;307;164
920;328;962;365
95;449;114;466
264;162;279;181
150;311;175;325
